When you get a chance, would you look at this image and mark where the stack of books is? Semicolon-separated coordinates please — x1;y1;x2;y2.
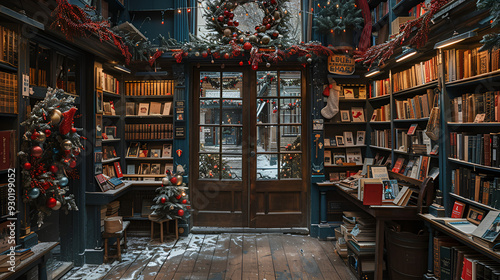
100;205;107;232
106;201;120;217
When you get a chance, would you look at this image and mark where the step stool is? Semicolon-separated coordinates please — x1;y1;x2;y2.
150;217;178;242
103;221;130;262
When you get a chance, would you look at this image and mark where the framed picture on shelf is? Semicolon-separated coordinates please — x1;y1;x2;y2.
126;164;135;174
94;152;102;163
351;107;365;122
139;149;148;157
162;144;172;158
126;102;135;116
324;138;331;147
335;135;345;147
467;207;486;225
94;163;103;174
138;103;150;116
330;138;337;146
96;114;102;139
343;132;354;146
333;153;346;166
150;102;162;115
359;86;367;99
104;126;116;140
96;89;103;113
150;149;161;158
324;150;332;166
103;102;111;115
343;88;354;99
126;142;140;157
356;131;366;145
346;148;363;165
340;110;350;122
139;163;151;174
151;163;161;175
163;102;172;115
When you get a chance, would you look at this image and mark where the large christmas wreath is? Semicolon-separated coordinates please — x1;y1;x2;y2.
18;88;83;227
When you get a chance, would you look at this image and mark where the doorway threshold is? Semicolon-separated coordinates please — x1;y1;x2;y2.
190;227;309;235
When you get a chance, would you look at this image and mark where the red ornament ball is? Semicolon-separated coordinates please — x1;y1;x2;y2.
271;0;277;4
218;15;224;22
186;206;191;209
45;129;52;137
160;197;166;204
228;20;234;26
46;197;57;208
23;162;32;170
224;53;230;59
182;199;187;204
243;42;252;51
69;160;77;168
49;165;58;173
71;127;77;133
224;10;229;17
239;61;244;66
178;209;184;216
266;23;271;30
175;195;182;200
170;176;178;185
31;132;39;141
202;51;208;58
31;146;43;157
234;21;239;27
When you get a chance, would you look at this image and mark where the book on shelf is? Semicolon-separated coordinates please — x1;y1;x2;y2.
125;80;174;96
449;132;500;167
371;104;390;122
371;129;391;148
95;174;112;192
451;168;500;209
114;162;123;178
0;130;15;171
346;148;362;165
0;72;19;114
371;78;390;98
451;201;466;218
392;157;405;173
103;164;117;178
449;91;500;123
125;124;173;140
391;56;438;92
444;47;500;82
0;26;19;67
382;179;399;202
472;211;500;243
324;150;332;166
394;89;435;120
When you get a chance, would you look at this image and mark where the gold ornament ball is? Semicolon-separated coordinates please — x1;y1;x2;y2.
259;26;266;33
50;109;62;125
176;175;183;185
36;131;46;143
274;11;280;19
61;139;72;151
224;28;232;37
52;201;62;210
249;35;258;43
261;35;271;45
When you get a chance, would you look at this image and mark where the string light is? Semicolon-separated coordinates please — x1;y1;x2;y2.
178;9;182;13
161;10;164;25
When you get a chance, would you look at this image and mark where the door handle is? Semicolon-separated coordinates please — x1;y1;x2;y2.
250;151;256;157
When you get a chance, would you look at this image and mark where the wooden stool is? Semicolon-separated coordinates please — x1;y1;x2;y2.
103;221;130;262
149;217;178;242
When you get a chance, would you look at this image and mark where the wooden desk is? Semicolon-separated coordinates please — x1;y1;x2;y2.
0;242;58;280
317;182;419;280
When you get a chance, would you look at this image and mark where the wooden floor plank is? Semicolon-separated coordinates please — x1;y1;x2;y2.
241;235;259;280
268;234;292;280
224;235;243;280
255;235;276;280
190;234;218;280
155;235;193;280
64;264;100;279
80;263;116;280
207;234;231;280
317;240;356;280
172;234;205;279
119;247;156;280
280;235;310;280
141;243;175;280
287;236;324;280
305;238;338;278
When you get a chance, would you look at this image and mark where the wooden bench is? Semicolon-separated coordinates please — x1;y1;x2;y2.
0;242;58;280
103;221;130;262
149;216;178;242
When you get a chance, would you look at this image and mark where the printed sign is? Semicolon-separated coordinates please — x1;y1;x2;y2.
328;54;355;75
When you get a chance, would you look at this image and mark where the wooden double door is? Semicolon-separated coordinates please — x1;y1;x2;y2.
191;68;309;228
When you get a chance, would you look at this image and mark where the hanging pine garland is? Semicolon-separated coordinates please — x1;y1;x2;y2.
477;0;500;51
355;0;449;68
200;75;241;89
51;0;132;64
18;88;83;227
314;0;364;34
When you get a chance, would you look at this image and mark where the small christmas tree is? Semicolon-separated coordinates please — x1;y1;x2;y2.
199;154;234;179
150;172;191;220
314;0;364;34
279;136;302;178
18;88;82;227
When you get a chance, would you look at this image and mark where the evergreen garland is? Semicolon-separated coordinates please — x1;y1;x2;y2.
478;0;500;51
314;0;364;34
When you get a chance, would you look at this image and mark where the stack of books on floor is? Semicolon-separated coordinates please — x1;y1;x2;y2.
106;201;120;217
100;205;108;232
346;213;376;254
334;211;356;260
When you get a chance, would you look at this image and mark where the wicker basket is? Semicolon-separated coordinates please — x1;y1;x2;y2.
104;216;123;233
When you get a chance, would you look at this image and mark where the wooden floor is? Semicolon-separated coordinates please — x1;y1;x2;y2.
63;234;356;280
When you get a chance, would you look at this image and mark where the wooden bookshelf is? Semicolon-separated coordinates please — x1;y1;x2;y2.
449;192;497;212
102;157;121;164
392;81;438;97
448;158;500;173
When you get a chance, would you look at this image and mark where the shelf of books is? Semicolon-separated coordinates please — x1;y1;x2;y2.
324;84;368;182
124;79;175;182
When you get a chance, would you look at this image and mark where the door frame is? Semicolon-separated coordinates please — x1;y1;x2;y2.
189;64;310;228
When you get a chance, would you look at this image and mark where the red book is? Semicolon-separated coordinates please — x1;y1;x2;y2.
407;124;418;136
391;158;405;173
461;256;473;280
114;162;123;178
451;201;465;218
363;183;383;205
